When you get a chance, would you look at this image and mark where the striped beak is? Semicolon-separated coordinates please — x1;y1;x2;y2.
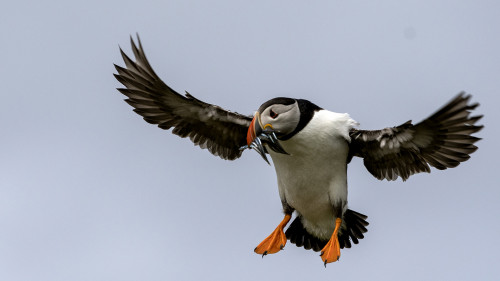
242;112;288;164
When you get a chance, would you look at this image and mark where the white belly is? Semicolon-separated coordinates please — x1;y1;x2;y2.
268;110;357;239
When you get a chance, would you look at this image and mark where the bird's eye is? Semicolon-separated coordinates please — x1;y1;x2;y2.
270;109;278;119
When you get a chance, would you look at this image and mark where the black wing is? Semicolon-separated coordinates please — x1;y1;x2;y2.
114;35;252;160
348;93;483;181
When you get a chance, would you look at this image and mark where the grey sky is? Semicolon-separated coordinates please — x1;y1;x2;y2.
1;1;499;280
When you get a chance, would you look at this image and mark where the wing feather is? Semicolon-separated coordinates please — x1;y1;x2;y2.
114;35;252;160
349;93;483;181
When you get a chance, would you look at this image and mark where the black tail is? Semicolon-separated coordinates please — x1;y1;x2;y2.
338;209;369;248
285;209;369;251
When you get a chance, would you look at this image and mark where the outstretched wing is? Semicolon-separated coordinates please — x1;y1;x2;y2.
348;93;483;181
114;35;252;160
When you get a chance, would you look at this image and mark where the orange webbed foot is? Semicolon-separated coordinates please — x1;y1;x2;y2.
320;218;342;266
254;214;291;256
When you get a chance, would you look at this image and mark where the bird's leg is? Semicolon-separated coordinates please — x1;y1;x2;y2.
320;218;342;266
254;213;292;256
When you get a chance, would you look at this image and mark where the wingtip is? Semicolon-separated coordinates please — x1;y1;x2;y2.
135;33;144;53
472;114;484;123
113;63;124;73
128;33;143;52
118;47;129;60
457;91;471;100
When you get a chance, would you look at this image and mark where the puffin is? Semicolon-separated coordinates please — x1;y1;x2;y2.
113;36;483;266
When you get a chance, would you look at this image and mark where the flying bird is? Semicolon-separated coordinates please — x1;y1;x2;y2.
114;36;483;266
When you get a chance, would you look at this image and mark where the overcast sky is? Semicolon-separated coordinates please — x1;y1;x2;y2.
1;1;499;280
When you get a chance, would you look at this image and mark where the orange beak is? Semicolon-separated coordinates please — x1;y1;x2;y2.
245;112;288;164
247;112;262;146
247;116;256;146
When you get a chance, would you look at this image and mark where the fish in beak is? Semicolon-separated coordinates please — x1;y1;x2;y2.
241;112;289;164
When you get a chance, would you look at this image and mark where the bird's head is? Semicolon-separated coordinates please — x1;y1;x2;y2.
244;97;321;164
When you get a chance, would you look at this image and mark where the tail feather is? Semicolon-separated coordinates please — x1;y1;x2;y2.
286;216;326;252
285;209;369;251
339;209;369;249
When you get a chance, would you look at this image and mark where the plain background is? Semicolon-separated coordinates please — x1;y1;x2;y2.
1;1;499;280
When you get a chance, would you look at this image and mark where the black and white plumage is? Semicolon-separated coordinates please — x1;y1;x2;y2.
114;36;483;264
348;96;482;181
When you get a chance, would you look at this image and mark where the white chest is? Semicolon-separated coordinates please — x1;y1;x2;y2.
268;110;358;238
